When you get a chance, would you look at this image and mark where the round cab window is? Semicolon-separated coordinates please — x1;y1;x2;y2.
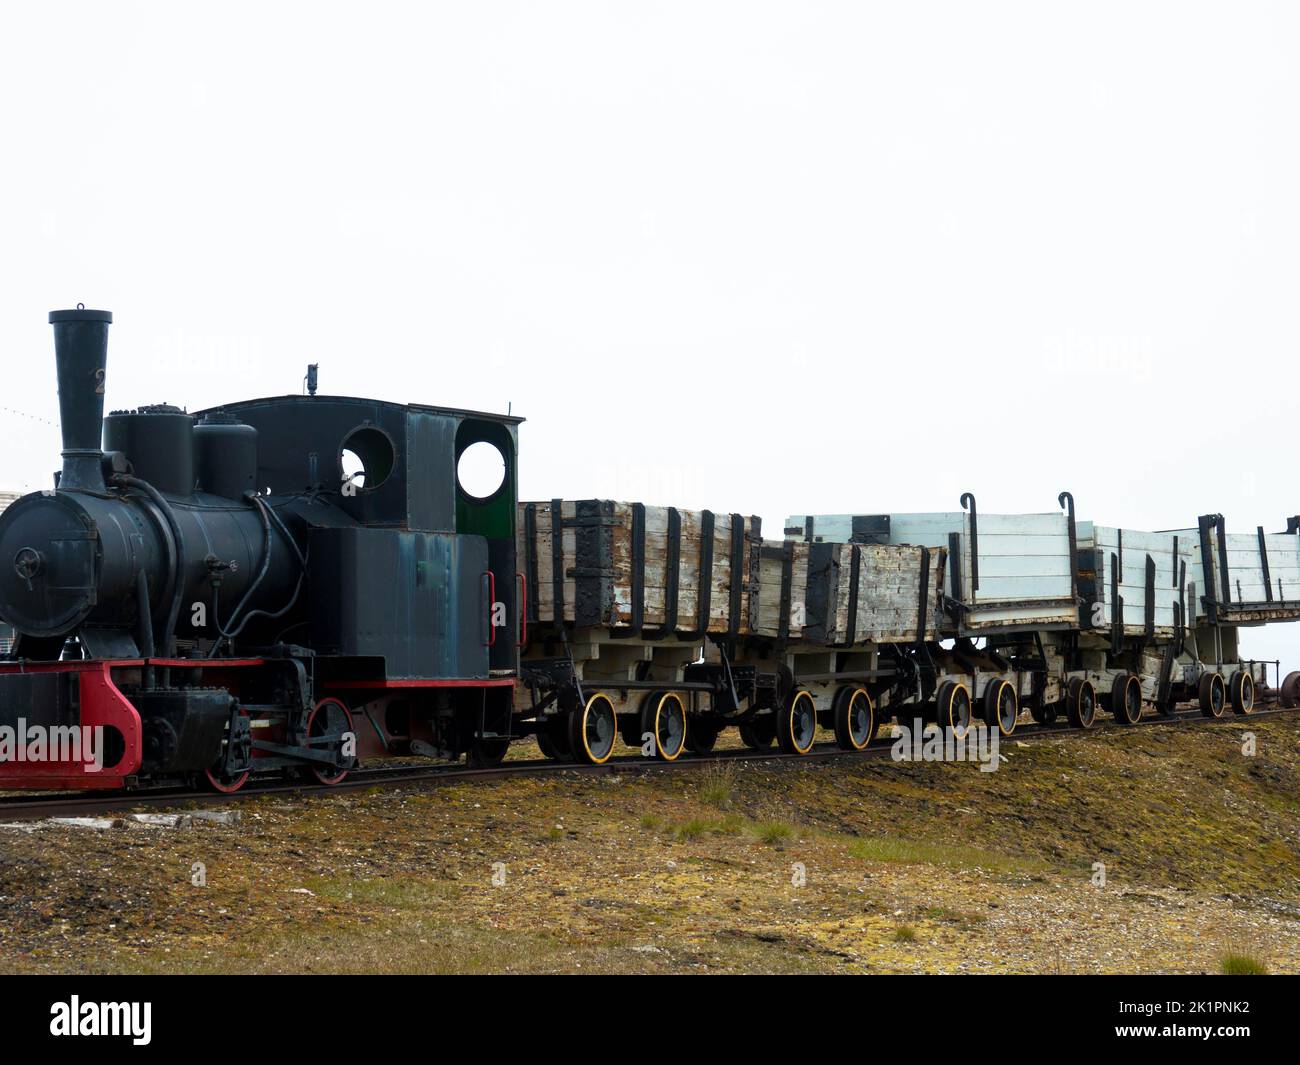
338;425;395;492
457;440;506;500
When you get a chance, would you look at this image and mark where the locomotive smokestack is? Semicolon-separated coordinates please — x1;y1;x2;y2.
49;306;112;492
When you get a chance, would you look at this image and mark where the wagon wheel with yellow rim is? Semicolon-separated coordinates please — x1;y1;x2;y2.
1109;673;1142;725
1198;672;1226;718
935;680;972;736
568;692;619;764
982;679;1019;736
831;685;875;751
1229;671;1255;715
639;691;688;761
777;689;818;754
1065;677;1097;729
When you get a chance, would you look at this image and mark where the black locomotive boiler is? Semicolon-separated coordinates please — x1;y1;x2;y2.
0;309;520;789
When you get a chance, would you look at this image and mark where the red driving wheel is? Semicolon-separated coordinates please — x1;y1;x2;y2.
306;697;356;785
203;765;250;793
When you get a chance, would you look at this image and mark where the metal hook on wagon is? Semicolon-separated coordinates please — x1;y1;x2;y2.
1059;491;1079;602
959;492;978;592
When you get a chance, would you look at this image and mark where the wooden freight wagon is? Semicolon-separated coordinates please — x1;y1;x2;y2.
515;499;948;761
1194;514;1300;625
785;499;1078;635
1075;524;1195;639
750;538;946;645
785;500;1089;730
1065;519;1268;719
1120;515;1299;713
518;500;760;636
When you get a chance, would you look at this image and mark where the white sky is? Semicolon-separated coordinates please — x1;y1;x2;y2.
1;2;1297;670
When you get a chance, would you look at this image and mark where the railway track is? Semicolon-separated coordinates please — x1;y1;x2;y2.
1;701;1293;823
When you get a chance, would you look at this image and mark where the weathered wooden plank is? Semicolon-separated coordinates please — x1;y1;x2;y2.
971;554;1077;578
967;575;1074;601
827;542;947;644
1079;525;1197;634
752;540;809;638
521;500;760;635
961;604;1080;629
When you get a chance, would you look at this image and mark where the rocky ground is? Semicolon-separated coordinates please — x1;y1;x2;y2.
0;712;1297;974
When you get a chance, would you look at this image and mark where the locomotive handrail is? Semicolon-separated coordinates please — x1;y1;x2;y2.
484;570;497;647
516;572;527;648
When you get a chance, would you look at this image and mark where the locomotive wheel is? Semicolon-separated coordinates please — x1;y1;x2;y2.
568;692;618;765
306;697;356;785
1198;672;1226;718
1230;671;1255;715
1281;671;1300;709
640;691;688;761
832;686;875;751
1109;674;1142;726
739;716;777;749
685;718;721;754
1065;677;1097;729
777;690;818;754
203;708;252;792
935;681;972;736
983;679;1019;737
203;764;250;794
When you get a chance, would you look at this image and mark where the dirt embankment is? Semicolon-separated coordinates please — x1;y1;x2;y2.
0;714;1297;974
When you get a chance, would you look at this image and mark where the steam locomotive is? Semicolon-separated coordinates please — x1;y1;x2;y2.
0;309;521;789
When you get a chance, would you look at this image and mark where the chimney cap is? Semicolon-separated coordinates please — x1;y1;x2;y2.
49;308;112;324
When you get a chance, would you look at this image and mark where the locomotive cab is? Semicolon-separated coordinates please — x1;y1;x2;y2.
196;394;522;684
